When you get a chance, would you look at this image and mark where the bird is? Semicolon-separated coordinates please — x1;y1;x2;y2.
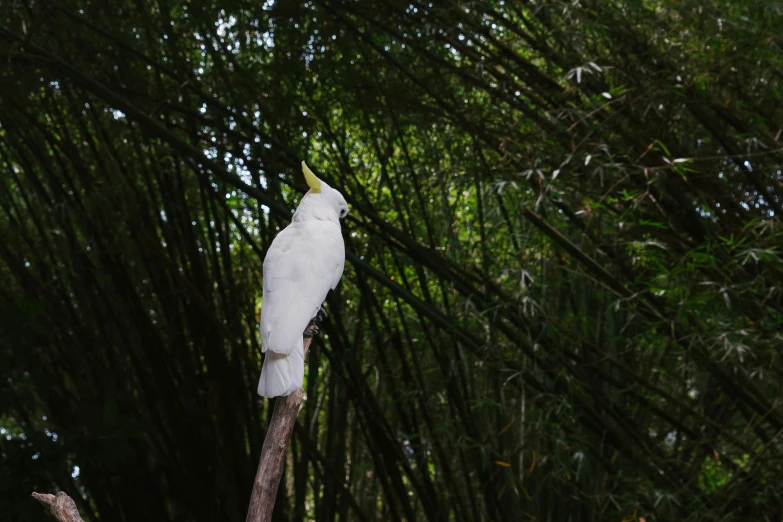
256;161;348;398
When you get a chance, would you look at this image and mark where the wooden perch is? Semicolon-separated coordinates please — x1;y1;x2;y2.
32;491;85;522
245;329;316;522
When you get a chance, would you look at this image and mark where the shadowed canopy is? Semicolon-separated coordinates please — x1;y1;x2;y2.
1;0;782;521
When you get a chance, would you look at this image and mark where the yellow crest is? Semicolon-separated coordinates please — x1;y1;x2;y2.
301;161;322;193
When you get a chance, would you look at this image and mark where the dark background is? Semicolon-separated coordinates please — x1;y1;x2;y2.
2;0;782;520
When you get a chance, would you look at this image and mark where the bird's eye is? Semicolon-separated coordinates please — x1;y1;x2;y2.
339;207;348;218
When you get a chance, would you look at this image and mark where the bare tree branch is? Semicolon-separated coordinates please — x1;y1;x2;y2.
32;492;85;522
245;332;315;522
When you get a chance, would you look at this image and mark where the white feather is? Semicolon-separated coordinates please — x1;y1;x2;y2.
257;181;346;398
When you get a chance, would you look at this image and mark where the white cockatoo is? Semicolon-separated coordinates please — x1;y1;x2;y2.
257;161;348;398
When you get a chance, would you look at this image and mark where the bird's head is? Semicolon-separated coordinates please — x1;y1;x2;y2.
293;161;349;223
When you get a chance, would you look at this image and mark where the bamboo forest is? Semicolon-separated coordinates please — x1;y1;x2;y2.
1;0;782;521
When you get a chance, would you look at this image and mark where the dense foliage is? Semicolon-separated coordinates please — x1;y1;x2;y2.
2;0;782;520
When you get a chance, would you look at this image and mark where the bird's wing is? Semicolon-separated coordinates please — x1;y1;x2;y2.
260;222;344;355
331;231;346;290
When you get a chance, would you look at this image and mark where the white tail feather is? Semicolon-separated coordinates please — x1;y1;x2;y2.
257;338;305;397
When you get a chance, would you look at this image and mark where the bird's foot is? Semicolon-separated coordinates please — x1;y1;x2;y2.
314;306;328;324
303;307;327;338
303;324;319;338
